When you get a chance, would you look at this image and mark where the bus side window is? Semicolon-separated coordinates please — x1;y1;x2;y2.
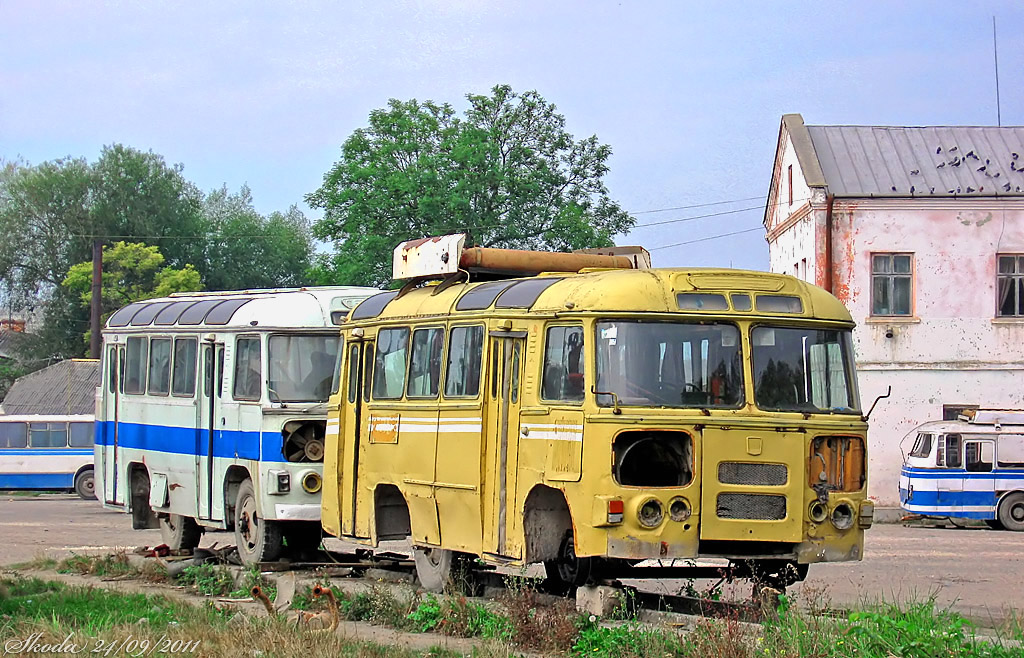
966;441;994;472
107;346;118;393
372;328;409;400
148;337;172;396
172;337;198;397
945;434;962;468
69;422;93;447
542;325;585;402
362;343;374;402
347;344;359;403
30;422;68;448
124;336;148;395
444;325;484;398
234;337;262;401
0;422;27;448
997;435;1024;468
407;328;444;399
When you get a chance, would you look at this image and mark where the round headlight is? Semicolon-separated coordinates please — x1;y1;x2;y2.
301;471;322;494
638;499;664;528
808;501;828;523
831;502;854;530
669;497;691;522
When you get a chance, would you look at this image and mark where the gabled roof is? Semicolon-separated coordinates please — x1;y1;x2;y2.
785;114;1024;199
0;359;99;416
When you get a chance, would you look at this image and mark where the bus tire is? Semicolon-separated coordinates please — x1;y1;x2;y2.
543;531;593;592
159;514;202;551
413;547;457;593
997;492;1024;532
74;468;96;500
234;478;282;565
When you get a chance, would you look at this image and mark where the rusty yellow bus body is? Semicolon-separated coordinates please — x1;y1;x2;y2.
322;267;871;589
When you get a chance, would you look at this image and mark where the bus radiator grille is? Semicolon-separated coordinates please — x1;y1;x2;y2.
718;462;788;486
716;493;787;520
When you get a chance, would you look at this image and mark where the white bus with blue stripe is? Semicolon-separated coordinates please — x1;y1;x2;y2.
0;414;95;498
899;409;1024;531
96;286;374;564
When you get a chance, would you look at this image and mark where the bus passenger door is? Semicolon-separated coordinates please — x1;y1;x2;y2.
341;341;371;538
483;332;525;558
101;344;125;505
963;439;995;515
197;342;224;520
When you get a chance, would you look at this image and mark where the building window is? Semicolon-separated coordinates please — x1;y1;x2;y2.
871;253;913;316
997;255;1024;316
787;165;793;206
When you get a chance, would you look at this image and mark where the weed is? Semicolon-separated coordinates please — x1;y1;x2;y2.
177;562;235;597
499;580;578;652
572;621;684;658
228;564;276;600
57;551;134;578
407;593;512;639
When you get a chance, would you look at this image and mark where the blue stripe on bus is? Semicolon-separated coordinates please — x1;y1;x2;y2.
94;421;279;462
900;468;1024;479
0;473;75;489
898;489;999;506
0;449;93;456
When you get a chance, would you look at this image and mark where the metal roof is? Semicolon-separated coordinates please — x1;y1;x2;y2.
805;124;1024;198
0;359;99;416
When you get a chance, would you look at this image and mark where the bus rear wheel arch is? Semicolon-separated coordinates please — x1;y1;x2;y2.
234;477;283;565
997;492;1024;531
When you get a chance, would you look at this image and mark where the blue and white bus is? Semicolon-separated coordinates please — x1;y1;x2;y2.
0;414;96;498
900;409;1024;531
96;286;374;564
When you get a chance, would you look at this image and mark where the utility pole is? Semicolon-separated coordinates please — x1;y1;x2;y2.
89;240;102;359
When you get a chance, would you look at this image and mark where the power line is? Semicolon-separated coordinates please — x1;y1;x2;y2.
632;204;764;228
649;226;765;252
631;195;766;215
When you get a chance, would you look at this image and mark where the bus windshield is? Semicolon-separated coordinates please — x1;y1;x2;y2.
595;321;743;408
268;334;341;402
751;326;860;413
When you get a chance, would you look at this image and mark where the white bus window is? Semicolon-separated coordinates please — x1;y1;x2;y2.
407;328;444;399
233;337;262;401
69;422;93;448
0;422;27;448
172;338;198;397
965;441;994;473
542;325;585;402
148;338;171;395
909;433;933;458
268;335;341;403
30;422;68;448
944;434;962;468
998;435;1024;468
372;328;409;400
124;337;148;395
444;326;484;398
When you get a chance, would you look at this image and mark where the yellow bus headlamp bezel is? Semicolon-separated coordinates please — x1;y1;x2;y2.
300;471;323;494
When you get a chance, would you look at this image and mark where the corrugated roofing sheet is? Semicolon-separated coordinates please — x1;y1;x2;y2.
806;125;1024;198
0;359;99;416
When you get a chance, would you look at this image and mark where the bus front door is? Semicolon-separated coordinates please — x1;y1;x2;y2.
341;341;372;538
197;342;224;520
101;344;125;506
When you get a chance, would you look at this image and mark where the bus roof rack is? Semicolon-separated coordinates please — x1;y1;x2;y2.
959;408;1024;425
392;233;650;281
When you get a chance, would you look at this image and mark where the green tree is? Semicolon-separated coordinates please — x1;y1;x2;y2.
307;84;635;287
200;185;314;291
62;241;202;346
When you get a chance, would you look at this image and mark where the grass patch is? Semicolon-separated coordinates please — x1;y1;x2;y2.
57;551;135;578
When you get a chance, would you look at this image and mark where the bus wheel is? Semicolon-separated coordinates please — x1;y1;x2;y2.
413;547;459;593
984;519;1005;530
997;492;1024;532
74;468;96;500
543;531;593;592
159;514;202;551
234;478;282;565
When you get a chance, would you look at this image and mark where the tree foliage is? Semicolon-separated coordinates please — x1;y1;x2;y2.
63;241;202;318
0;147;315;362
307;84;635;286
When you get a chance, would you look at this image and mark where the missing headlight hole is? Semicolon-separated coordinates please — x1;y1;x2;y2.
614;431;693;487
283;420;327;463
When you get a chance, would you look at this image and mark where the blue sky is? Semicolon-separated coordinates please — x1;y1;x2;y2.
3;1;1023;271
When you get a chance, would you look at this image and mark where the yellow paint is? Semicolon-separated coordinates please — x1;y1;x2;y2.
321;267;870;569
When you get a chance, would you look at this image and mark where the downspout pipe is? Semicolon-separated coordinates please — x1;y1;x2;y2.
824;194;835;294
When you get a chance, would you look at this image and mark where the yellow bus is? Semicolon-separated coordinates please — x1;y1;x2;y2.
322;235;873;592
